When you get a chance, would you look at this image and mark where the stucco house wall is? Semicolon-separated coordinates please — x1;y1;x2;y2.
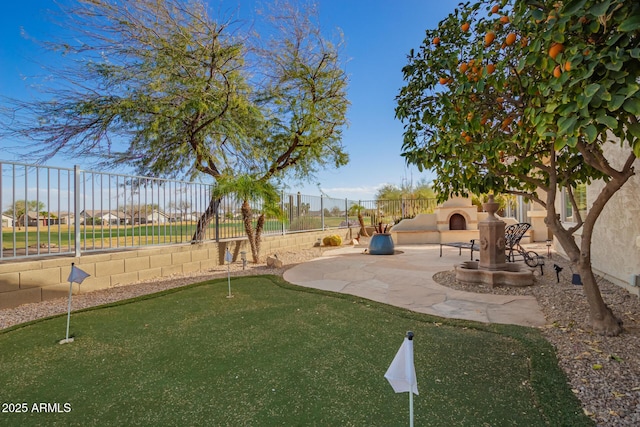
588;142;640;293
555;141;640;295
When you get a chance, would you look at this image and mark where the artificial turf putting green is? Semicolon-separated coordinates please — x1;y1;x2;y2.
0;276;593;426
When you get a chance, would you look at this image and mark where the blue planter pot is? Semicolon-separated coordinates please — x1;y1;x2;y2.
369;233;395;255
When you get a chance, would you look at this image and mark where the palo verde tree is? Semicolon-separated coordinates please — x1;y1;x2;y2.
396;0;639;336
1;0;349;245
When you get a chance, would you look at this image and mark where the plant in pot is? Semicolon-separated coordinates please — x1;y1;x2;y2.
369;222;394;255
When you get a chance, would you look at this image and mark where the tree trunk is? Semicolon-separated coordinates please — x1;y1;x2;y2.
191;197;220;242
241;200;259;263
578;260;623;336
255;213;265;262
358;212;369;237
546;208;623;336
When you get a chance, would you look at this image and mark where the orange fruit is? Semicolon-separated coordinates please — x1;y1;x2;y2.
461;22;470;32
480;116;488;125
433;37;440;45
486;63;496;74
439;77;449;85
505;33;516;46
564;61;571;71
553;65;562;78
459;62;469;73
496;97;504;104
491;5;500;13
461;131;467;137
520;36;528;48
549;43;564;59
484;31;496;46
499;16;510;24
464;135;472;142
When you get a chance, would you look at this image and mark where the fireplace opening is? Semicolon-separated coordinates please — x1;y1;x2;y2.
449;213;466;230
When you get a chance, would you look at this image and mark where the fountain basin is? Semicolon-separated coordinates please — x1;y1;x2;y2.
455;263;534;287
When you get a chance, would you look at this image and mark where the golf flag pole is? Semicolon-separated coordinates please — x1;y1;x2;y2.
225;248;233;298
385;331;418;427
61;263;90;344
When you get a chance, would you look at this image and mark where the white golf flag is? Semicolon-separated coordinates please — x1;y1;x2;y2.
68;265;90;284
385;336;419;395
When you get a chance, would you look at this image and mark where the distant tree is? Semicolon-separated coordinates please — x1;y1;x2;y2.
2;0;349;243
167;201;192;215
3;200;46;217
375;184;404;201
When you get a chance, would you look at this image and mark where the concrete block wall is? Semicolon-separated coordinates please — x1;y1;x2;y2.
0;229;349;310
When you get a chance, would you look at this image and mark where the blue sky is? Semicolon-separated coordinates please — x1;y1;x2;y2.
0;0;461;201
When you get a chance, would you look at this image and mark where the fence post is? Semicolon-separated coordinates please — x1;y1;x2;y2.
74;165;81;258
215;197;220;242
281;191;286;235
320;195;325;231
345;198;348;226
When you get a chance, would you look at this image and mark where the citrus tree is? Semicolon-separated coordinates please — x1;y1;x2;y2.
396;0;639;336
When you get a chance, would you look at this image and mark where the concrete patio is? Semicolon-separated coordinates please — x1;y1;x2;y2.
283;244;546;327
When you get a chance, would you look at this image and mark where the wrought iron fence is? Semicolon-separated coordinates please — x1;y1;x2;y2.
0;160;438;260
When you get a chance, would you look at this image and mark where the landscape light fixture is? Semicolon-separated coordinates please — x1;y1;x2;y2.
240;251;247;270
553;264;563;283
546;239;552;259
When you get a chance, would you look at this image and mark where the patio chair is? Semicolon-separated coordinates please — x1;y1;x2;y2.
505;223;540;267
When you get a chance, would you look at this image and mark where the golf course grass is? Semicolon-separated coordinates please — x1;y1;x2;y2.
0;276;593;426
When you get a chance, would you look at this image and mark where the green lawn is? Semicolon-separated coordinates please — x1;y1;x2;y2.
0;276;592;426
2;220;285;250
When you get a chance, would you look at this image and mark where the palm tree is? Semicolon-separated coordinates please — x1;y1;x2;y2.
348;203;369;237
212;175;282;263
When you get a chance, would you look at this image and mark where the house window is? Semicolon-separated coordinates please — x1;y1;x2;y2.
562;183;587;223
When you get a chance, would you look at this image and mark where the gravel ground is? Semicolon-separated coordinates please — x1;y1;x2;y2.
1;244;638;426
434;251;640;427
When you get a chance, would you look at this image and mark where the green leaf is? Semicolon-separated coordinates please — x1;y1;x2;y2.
532;9;544;22
623;98;640;115
608;95;625;111
628;123;640;139
631;48;640;59
634;140;640;158
585;83;600;97
604;60;622;72
592;364;603;370
617;83;639;99
562;0;587;16
595;114;618;129
584;124;597;143
554;138;567;151
588;1;611;17
618;14;640;32
558;116;578;136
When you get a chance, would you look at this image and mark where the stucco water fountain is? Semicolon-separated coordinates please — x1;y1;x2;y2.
454;195;534;287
